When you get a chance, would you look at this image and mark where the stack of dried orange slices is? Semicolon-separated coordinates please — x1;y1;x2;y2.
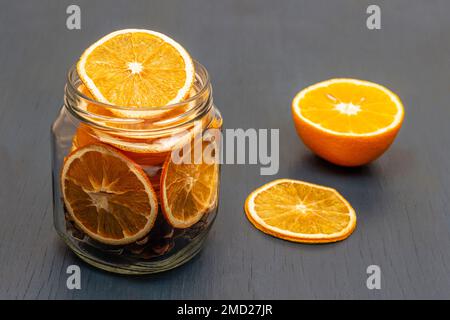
61;29;218;245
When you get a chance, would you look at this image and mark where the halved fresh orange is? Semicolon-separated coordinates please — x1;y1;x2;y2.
292;79;404;166
160;140;219;228
245;179;356;243
77;29;195;117
61;143;158;245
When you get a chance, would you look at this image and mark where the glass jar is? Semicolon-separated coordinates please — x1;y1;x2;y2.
51;61;222;274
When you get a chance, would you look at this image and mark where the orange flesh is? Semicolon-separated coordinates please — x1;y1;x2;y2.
63;146;156;242
252;181;351;235
299;82;399;134
83;32;189;107
164;162;217;222
161;140;219;228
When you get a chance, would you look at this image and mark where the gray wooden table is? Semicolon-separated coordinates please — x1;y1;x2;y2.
1;0;450;299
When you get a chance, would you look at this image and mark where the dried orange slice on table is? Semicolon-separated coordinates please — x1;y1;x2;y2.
61;144;158;245
161;141;219;228
292;78;404;166
245;179;356;243
77;29;195;117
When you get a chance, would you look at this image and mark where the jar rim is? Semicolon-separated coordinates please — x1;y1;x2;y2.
66;59;211;111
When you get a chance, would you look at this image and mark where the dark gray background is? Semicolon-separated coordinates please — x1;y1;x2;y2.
1;0;450;299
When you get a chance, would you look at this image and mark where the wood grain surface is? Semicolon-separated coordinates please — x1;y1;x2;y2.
1;0;450;299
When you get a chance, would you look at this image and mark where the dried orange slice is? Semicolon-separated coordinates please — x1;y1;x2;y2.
76;84;196;127
76;84;115;117
61;143;158;245
160;141;219;228
93;127;194;155
77;29;194;117
245;179;356;243
292;79;404;166
72;124;174;166
71;124;100;152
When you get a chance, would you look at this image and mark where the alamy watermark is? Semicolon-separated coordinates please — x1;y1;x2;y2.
366;265;381;290
66;265;81;290
366;5;381;30
66;5;81;30
170;121;279;175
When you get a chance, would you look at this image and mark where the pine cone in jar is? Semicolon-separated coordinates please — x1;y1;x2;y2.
127;214;175;259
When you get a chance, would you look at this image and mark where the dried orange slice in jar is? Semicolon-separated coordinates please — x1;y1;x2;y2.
77;29;195;118
76;84;197;128
160;140;219;228
71;124;100;152
61;144;158;245
245;179;356;243
292;79;404;166
71;124;174;166
76;84;115;118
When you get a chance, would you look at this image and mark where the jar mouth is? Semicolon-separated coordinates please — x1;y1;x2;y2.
65;60;214;134
66;59;211;111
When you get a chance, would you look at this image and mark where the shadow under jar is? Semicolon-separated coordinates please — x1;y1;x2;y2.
51;61;222;274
